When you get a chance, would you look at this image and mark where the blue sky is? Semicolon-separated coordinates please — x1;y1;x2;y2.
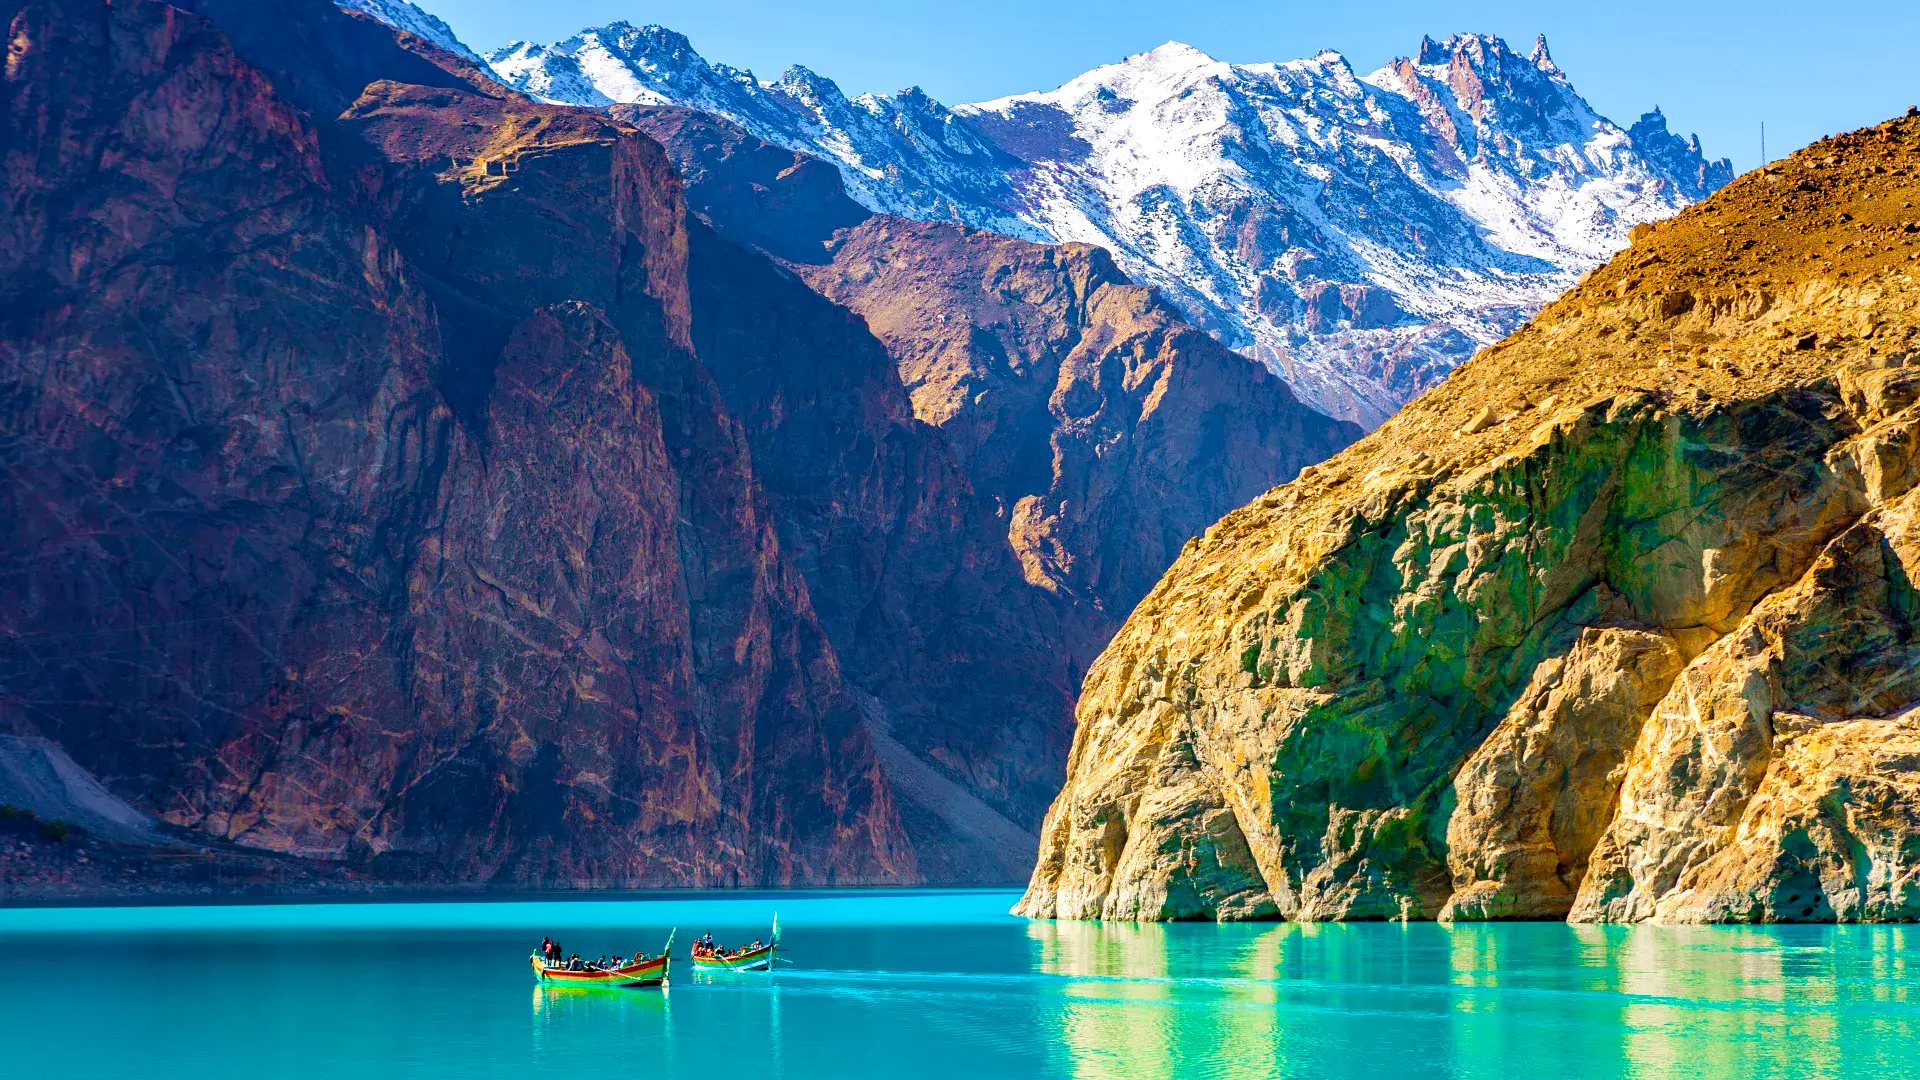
414;0;1919;173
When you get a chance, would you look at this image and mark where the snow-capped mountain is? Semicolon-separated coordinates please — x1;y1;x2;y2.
954;36;1734;423
353;2;1732;426
337;0;483;65
487;24;1037;239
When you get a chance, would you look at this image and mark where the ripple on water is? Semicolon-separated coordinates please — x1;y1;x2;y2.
1;891;1915;1079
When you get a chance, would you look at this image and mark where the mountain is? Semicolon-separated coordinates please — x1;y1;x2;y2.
616;102;1359;627
1016;113;1920;923
3;0;1357;893
3;0;1084;886
486;24;1035;239
487;25;1732;426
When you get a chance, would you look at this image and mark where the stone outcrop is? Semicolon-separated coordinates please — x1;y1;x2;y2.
1441;628;1686;920
1019;112;1920;922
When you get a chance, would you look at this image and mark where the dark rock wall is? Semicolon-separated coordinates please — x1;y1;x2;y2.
1;0;912;886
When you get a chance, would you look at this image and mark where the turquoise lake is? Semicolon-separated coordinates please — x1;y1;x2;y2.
2;889;1915;1078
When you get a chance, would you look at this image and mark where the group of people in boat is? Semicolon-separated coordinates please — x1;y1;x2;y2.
537;936;653;972
690;931;765;960
535;930;769;971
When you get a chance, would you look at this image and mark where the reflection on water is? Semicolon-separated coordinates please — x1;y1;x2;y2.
530;982;672;1066
1028;920;1920;1080
1029;921;1284;1080
2;891;1916;1080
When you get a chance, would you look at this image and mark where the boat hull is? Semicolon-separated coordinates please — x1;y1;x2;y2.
691;945;774;972
531;955;669;987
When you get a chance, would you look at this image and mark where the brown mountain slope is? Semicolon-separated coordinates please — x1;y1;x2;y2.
800;221;1360;628
619;104;1360;645
680;221;1075;874
1018;111;1920;923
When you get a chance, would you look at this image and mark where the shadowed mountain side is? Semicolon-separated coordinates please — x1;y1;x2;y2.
620;104;869;265
681;218;1074;856
618;104;1361;632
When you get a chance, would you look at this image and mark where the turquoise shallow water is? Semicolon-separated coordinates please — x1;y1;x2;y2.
2;889;1916;1079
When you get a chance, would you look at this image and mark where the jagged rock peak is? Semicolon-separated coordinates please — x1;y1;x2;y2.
1629;106;1736;200
1529;34;1559;73
1403;31;1564;85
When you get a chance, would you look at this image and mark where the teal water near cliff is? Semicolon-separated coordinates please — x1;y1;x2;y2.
2;889;1916;1078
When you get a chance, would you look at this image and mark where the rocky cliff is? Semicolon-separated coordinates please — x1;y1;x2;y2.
1018;112;1920;923
1;0;1089;886
797;220;1358;626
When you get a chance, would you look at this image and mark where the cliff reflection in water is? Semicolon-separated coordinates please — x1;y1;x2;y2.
3;895;1916;1079
1029;921;1920;1080
1028;920;1282;1078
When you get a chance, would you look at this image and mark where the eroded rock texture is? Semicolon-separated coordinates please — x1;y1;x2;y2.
0;0;912;885
1019;113;1920;922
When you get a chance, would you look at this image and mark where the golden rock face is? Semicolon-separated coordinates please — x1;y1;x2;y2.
1018;113;1920;923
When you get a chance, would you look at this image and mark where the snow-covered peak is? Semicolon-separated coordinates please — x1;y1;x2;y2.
344;8;1734;428
953;31;1731;423
978;40;1232;114
1121;41;1223;76
483;23;1035;237
336;0;483;65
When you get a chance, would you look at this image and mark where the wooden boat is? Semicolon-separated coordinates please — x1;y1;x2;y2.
690;915;781;972
531;952;670;987
532;929;674;988
692;941;774;971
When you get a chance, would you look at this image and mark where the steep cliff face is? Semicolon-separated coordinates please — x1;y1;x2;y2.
1;0;918;885
679;221;1077;869
1019;112;1920;922
798;220;1359;625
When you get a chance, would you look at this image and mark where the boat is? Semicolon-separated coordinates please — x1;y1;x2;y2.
532;930;674;988
690;915;781;972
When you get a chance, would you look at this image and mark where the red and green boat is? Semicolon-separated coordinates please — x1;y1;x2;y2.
690;916;781;972
532;931;675;987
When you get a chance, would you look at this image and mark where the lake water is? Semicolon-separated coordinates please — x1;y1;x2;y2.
1;889;1915;1079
